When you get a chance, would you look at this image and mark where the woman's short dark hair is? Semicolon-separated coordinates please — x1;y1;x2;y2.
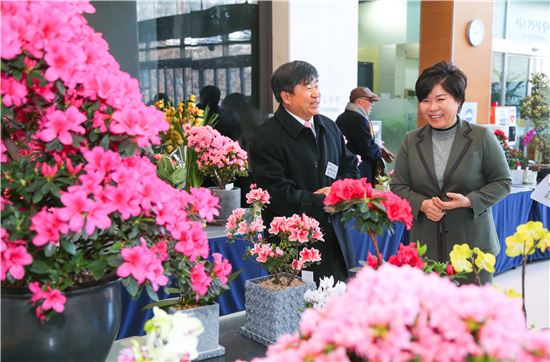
271;60;319;104
415;61;467;111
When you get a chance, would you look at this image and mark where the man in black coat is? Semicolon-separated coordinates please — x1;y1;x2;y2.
336;87;395;184
249;61;360;283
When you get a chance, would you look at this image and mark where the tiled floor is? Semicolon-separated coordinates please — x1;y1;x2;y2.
493;258;550;328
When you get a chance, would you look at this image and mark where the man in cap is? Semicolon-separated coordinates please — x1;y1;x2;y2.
336;86;395;184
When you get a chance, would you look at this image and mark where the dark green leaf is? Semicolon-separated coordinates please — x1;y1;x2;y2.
32;190;44;204
143;298;179;311
61;239;77;255
55;80;66;95
124;278;139;298
170;167;185;185
88;260;106;280
119;139;138;157
44;243;57;257
30;260;50;274
145;284;159;302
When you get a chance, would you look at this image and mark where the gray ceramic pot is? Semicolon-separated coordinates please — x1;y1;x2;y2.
209;186;241;221
168;301;225;360
1;278;121;362
241;274;315;345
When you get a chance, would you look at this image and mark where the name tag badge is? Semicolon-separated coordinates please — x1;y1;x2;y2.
325;162;338;179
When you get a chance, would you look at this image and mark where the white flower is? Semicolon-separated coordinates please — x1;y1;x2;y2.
304;276;347;310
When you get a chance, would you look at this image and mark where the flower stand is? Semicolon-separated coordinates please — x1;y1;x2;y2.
241;274;315;345
168;302;225;360
1;279;121;362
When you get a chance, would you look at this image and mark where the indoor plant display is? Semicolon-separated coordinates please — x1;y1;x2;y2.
255;264;550;362
154;96;217;190
185;124;248;220
226;186;321;345
520;73;550;164
0;1;228;360
323;177;413;267
494;129;530;184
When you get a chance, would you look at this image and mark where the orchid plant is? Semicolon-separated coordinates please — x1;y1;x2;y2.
0;0;233;322
226;185;323;286
505;221;550;320
117;306;203;362
448;243;496;285
323;177;413;267
303;276;346;310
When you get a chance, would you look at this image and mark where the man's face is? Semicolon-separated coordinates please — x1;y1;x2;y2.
281;79;320;120
356;97;373;115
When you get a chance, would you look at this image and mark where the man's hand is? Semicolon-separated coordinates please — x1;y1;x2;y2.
421;199;446;222
314;186;331;196
381;147;395;163
432;193;471;211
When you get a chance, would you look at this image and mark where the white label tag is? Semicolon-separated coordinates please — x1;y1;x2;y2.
531;174;550;208
301;270;314;283
325;162;338;179
224;183;234;191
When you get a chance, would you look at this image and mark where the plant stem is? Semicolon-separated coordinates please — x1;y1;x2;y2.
368;230;382;267
521;254;527;322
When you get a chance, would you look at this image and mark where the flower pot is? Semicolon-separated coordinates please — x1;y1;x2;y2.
168;302;225;360
510;168;523;185
522;169;538;185
209;186;241;222
1;278;121;362
241;274;315;345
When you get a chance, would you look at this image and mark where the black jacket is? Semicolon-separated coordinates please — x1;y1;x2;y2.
336;109;382;184
250;106;359;279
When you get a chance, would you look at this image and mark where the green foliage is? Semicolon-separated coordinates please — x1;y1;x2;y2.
520;73;550;163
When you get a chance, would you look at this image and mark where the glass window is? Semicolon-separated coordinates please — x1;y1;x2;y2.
358;1;420;169
506;55;529;106
136;1;258;105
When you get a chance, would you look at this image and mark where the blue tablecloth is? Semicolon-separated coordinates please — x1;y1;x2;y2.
118;190;549;339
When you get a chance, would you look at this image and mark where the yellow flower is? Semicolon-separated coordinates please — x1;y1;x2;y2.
197;109;204;117
505;232;535;257
537;230;550;252
494;285;522;299
473;248;495;273
517;221;545;243
189;94;196;102
450;244;473;273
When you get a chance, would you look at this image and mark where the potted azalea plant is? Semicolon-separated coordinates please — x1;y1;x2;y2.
225;186;321;345
154;95;218;190
323;177;413;267
185;124;248;221
0;1;232;360
494;129;531;184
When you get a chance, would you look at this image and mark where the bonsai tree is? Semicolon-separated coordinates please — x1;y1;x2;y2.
520;73;550;163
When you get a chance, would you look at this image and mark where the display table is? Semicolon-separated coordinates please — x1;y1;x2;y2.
118;188;549;339
108;312;266;361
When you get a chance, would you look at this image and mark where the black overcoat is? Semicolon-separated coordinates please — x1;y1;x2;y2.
249;106;360;281
335;109;382;184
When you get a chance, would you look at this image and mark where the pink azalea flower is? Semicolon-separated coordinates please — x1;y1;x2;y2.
38;106;86;145
41;288;67;313
84;200;112;235
0;140;7;163
57;189;93;232
40;162;58;180
1;75;28;107
212;253;232;284
30;208;68;246
117;246;150;284
190;263;212;300
1;240;32;280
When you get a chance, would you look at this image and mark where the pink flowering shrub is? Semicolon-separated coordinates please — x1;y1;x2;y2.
184;124;248;189
1;0;232;321
226;185;323;285
255;264;550;362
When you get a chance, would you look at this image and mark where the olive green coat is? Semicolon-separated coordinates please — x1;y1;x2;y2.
390;119;512;262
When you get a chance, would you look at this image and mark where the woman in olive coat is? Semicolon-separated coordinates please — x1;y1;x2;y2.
390;61;511;284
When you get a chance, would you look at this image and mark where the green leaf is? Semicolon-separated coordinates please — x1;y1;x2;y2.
30;260;50;274
164;287;182;295
145;284;159;302
44;243;57;257
143;298;179;311
55;80;66;95
123;278;139;298
170;166;186;185
87;260;106;280
119;139;138;157
61;239;77;255
31;190;44;203
100;135;110;149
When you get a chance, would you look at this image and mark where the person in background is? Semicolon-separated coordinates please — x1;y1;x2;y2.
390;61;511;284
250;60;359;283
218;92;267;206
197;85;221;120
336;87;394;184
